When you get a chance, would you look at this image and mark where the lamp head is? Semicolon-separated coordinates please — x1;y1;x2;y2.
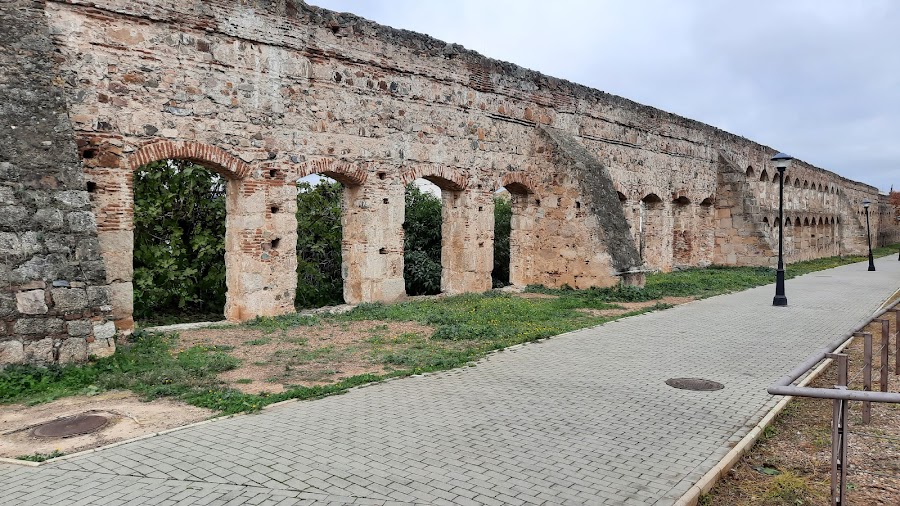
862;198;871;209
771;152;793;170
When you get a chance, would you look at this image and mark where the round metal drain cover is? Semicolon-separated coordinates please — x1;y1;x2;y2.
665;378;724;391
30;415;108;438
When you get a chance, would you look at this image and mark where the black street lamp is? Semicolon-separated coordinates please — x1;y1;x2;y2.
772;152;792;307
896;216;900;261
863;199;875;271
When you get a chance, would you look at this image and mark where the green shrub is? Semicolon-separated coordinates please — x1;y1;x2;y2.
404;184;443;295
133;160;227;319
295;179;344;308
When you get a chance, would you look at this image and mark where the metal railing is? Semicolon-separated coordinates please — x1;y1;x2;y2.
767;301;900;505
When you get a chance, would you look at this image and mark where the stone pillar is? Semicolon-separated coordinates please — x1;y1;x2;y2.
1;1;114;367
508;192;535;287
441;188;493;294
342;170;405;303
224;174;296;321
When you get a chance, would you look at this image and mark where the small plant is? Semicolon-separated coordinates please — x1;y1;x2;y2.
16;449;65;462
244;338;271;346
763;471;817;505
761;425;778;441
235;379;253;384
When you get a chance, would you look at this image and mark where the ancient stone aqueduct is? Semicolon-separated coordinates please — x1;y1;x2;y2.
1;0;898;366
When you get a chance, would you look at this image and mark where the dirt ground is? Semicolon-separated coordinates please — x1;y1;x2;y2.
705;308;900;505
0;391;214;460
177;320;435;394
577;296;696;317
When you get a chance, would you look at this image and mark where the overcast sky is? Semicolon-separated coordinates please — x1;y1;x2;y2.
309;0;899;193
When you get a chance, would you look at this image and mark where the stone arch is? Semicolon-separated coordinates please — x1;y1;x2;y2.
293;158;372;307
497;172;537;195
114;141;259;328
617;191;628;203
794;177;801;187
296;158;367;186
401;165;488;295
772;172;779;184
401;165;467;191
128;140;251;180
803;180;809;189
759;169;769;182
494;172;539;287
746;166;755;178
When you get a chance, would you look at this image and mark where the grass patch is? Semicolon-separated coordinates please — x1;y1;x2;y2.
2;247;896;415
0;332;238;407
16;449;66;462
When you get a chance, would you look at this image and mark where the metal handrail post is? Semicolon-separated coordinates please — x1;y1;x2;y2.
862;332;872;424
829;353;849;506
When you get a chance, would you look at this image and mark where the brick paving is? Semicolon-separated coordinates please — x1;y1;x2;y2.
2;257;898;505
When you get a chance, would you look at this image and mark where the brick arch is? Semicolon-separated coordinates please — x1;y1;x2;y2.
127;141;251;179
401;165;468;191
296;158;367;186
497;172;537;195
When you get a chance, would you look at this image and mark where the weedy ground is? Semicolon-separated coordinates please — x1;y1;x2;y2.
1;246;895;417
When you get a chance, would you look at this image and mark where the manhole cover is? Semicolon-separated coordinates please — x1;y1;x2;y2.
30;414;108;438
665;378;724;391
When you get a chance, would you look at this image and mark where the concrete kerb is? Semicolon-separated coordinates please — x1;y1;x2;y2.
670;289;896;506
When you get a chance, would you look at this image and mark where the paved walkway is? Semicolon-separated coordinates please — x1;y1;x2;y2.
2;257;899;505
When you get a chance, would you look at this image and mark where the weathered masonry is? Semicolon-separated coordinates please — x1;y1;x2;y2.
1;0;897;365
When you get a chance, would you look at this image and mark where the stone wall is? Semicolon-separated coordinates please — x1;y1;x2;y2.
0;1;115;367
0;0;896;366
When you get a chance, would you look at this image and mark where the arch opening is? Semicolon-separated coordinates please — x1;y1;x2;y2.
294;174;348;309
493;180;534;287
404;179;444;295
132;159;229;325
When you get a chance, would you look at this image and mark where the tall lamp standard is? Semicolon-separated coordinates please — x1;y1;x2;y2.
863;199;875;271
896;216;900;261
772;152;792;307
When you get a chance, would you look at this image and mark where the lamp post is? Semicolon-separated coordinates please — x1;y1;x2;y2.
772;152;792;307
863;199;875;271
896;216;900;261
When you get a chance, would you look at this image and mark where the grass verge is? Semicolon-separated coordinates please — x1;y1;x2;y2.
1;247;896;415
